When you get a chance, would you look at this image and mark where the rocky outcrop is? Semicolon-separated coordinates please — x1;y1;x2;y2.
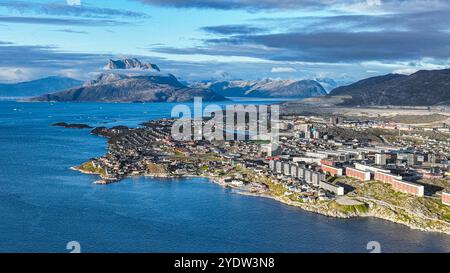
52;122;93;129
104;58;160;71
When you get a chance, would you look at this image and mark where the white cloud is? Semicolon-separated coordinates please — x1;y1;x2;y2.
392;68;418;75
67;0;81;6
0;67;36;83
271;67;296;73
58;69;85;79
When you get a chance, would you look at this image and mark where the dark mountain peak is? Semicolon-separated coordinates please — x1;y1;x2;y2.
328;68;450;106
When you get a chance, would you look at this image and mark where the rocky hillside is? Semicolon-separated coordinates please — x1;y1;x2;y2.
329;69;450;106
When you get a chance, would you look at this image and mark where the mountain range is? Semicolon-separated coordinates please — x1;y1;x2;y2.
12;58;450;105
29;59;226;103
191;79;328;99
329;68;450;106
0;76;83;97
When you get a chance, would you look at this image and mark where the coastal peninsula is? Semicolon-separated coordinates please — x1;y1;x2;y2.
71;110;450;235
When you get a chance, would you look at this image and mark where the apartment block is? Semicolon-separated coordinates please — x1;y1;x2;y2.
321;164;343;177
442;191;450;206
319;181;344;196
391;179;424;197
374;171;402;184
346;167;371;181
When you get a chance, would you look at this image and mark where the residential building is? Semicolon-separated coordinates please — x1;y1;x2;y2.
346;167;371;181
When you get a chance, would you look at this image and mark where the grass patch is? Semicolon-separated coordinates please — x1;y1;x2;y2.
264;180;287;196
329;201;369;214
444;214;450;222
79;161;105;176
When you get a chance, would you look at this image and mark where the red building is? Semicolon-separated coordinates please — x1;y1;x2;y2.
374;171;402;184
422;173;444;179
321;165;343;177
391;179;424;197
320;159;336;167
346;167;371;181
443;191;450;206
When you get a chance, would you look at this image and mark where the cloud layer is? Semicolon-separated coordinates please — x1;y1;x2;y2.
0;0;449;84
201;24;267;35
0;0;148;18
134;0;450;12
0;16;124;26
151;6;450;64
133;0;332;10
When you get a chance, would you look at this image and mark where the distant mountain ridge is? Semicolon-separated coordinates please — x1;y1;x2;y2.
192;79;327;99
315;78;338;93
29;59;227;103
329;68;450;106
0;76;83;97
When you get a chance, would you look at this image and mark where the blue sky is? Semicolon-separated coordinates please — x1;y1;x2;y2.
0;0;449;83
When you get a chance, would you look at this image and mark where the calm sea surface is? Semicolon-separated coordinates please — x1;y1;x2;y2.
0;100;449;253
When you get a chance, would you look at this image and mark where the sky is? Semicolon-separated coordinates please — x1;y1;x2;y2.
0;0;449;83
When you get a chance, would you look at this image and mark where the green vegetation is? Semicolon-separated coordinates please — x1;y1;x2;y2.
174;150;185;157
329;201;369;214
444;214;450;222
264;180;286;196
367;127;450;143
250;140;271;144
382;114;448;124
355;181;450;221
326;176;337;183
79;161;106;176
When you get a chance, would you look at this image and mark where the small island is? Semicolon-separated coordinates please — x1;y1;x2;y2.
52;122;93;129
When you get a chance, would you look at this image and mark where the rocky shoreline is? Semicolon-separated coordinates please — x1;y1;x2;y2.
72;164;450;235
217;180;450;234
238;190;450;234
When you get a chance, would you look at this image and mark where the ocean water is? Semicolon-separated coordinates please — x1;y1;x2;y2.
0;100;449;253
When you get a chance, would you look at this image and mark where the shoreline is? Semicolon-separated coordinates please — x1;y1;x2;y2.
71;166;450;235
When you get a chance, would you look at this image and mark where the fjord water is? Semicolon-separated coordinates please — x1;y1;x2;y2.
0;101;449;253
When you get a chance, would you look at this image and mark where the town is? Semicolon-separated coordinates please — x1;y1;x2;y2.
75;109;450;234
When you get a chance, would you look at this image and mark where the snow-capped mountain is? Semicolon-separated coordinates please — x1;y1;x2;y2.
315;78;338;93
191;78;327;99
